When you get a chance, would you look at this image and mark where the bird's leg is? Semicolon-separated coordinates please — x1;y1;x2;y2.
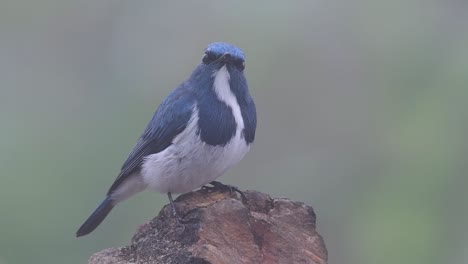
203;181;248;203
167;192;181;218
167;192;200;225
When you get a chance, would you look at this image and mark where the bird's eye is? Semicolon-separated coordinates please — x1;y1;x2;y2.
202;54;209;63
202;52;216;64
235;60;245;71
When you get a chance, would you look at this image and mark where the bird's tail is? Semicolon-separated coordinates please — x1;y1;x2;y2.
76;197;114;237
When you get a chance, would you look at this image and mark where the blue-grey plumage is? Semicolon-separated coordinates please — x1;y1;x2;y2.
76;42;256;237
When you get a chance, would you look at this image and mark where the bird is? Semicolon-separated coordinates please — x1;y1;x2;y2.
76;42;257;237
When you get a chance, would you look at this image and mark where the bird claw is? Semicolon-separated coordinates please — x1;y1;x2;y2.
200;185;215;192
167;192;201;227
177;216;201;225
203;181;249;204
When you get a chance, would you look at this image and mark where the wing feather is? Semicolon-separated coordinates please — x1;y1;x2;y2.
107;85;195;195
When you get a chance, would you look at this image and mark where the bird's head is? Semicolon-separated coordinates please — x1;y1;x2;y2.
201;42;245;72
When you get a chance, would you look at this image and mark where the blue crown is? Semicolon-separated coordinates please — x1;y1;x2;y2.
205;42;245;61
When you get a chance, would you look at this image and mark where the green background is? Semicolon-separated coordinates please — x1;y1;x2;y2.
1;1;467;263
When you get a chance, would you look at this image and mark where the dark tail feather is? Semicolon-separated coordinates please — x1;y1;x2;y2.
76;197;114;237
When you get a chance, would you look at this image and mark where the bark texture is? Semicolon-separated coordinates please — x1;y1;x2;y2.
88;188;328;264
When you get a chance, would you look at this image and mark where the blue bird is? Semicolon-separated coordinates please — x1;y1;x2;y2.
76;42;257;237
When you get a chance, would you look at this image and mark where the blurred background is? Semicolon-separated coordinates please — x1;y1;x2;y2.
1;0;467;263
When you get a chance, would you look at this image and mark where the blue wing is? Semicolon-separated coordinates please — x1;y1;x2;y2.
107;84;196;195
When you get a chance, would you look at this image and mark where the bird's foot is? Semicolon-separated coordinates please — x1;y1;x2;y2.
175;215;200;225
167;192;200;227
202;181;248;204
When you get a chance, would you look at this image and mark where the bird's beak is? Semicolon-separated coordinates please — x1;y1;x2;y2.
220;52;232;62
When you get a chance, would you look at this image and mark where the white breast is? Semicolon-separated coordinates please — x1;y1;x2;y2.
141;66;250;194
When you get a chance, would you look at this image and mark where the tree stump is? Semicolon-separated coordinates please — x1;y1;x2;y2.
88;188;328;264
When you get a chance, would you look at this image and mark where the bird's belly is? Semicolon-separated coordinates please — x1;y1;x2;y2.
141;134;250;194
